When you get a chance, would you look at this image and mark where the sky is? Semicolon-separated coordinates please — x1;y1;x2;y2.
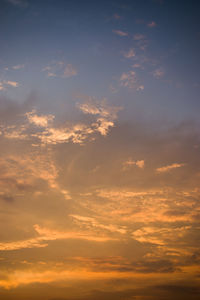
0;0;200;299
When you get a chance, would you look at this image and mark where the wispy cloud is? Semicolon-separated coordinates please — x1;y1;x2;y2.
122;159;145;170
70;214;127;234
112;29;128;36
133;34;148;50
42;61;78;78
63;64;78;78
133;34;145;40
0;224;116;251
132;225;190;245
156;163;185;173
113;13;121;20
0;80;19;90
12;64;24;70
123;49;135;58
153;68;165;78
147;21;157;28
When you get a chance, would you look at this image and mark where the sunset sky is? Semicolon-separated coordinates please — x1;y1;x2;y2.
0;0;200;299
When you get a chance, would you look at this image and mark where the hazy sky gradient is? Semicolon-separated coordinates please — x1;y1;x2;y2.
0;0;200;299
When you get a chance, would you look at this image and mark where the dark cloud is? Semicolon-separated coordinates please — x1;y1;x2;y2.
0;193;14;202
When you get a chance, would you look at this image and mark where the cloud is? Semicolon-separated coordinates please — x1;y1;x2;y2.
42;61;78;79
133;34;148;50
1;98;121;145
123;49;135;58
153;68;165;78
70;214;127;234
25;110;54;127
63;64;78;78
156;163;185;173
47;72;57;77
120;71;144;90
0;224;116;251
5;81;19;87
133;34;145;40
12;64;24;70
132;63;143;69
112;30;128;36
113;14;121;20
132;225;191;246
0;81;19;90
147;21;157;28
77;98;122;136
122;159;145;170
0;193;14;203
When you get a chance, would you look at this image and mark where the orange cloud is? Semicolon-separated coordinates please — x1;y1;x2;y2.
156;163;185;173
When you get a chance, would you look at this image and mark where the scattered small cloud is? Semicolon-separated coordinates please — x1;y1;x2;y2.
77;98;122;136
109;84;118;93
133;34;145;40
47;72;57;77
123;159;145;170
120;71;144;90
156;163;185;173
123;48;135;58
12;64;24;70
63;64;77;78
112;29;128;36
133;34;148;50
132;63;143;69
0;80;19;90
25;110;55;127
42;61;78;79
153;68;165;79
147;21;157;28
113;14;121;20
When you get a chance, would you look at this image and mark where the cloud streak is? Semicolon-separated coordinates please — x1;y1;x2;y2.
156;163;185;173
